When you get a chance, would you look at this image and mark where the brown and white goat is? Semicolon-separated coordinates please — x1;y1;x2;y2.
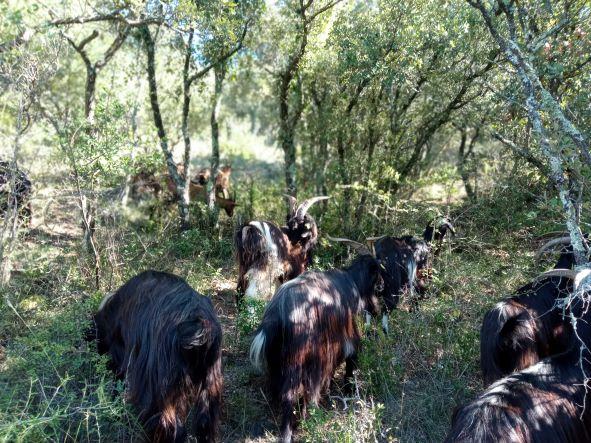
234;195;328;301
91;270;223;442
249;254;382;442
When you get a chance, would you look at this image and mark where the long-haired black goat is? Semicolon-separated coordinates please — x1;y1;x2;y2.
445;350;591;443
330;217;455;331
0;160;32;223
249;254;382;442
479;246;578;385
235;195;328;301
92;271;223;442
447;268;591;442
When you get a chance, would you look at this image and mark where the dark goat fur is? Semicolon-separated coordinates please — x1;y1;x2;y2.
446;350;591;443
250;255;381;442
445;282;591;443
92;271;223;442
235;197;326;301
480;251;576;384
373;219;454;323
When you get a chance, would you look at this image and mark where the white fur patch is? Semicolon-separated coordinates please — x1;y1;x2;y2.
249;331;266;373
249;221;278;256
407;260;416;297
245;222;283;300
365;312;372;327
382;314;389;333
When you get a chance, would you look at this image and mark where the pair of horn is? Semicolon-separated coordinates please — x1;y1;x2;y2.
285;195;330;219
327;235;384;257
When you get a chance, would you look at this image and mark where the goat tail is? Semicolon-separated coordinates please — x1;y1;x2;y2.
250;329;267;373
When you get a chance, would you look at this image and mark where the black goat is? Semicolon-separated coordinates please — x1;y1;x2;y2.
249;254;382;442
480;249;576;384
0;160;32;223
235;195;328;301
449;267;591;442
446;350;591;443
330;217;455;331
92;271;223;442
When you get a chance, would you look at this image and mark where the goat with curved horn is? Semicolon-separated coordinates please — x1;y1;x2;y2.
479;257;584;384
235;195;329;302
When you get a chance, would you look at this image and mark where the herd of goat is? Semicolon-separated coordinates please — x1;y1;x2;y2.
2;162;591;442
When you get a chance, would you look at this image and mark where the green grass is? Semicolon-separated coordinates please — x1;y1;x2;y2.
0;169;580;442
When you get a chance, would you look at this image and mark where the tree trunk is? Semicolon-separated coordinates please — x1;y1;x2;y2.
470;2;587;264
355;136;376;223
141;25;190;229
279;71;298;197
208;63;227;217
457;127;477;202
85;67;97;123
181;29;195;209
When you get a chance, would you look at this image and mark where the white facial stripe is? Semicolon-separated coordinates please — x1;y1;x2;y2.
262;222;278;255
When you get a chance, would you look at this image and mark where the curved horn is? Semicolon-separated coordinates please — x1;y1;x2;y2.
295;196;330;219
536;268;577;282
535;237;573;262
366;235;386;242
327;235;372;256
284;194;297;217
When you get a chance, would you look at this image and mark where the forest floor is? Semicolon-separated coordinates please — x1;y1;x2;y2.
0;148;565;442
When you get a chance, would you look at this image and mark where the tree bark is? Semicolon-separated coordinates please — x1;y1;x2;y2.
469;0;588;265
141;25;190;229
457;127;477;202
208;63;227;217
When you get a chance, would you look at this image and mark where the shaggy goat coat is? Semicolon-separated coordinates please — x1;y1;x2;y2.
372;220;453;328
480;252;576;384
250;255;381;442
235;213;320;300
446;350;591;443
92;271;222;443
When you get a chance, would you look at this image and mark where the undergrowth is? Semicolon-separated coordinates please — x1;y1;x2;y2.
0;170;583;442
